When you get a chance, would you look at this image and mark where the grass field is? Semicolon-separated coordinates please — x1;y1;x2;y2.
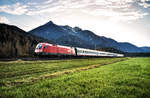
0;57;150;98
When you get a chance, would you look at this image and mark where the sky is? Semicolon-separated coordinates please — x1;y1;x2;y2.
0;0;150;47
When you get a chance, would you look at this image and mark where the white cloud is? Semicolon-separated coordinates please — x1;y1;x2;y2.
0;16;9;23
139;0;150;8
0;0;148;22
0;3;28;15
39;0;147;22
62;0;147;22
26;5;61;15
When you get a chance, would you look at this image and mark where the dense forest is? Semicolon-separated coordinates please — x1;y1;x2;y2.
0;24;50;58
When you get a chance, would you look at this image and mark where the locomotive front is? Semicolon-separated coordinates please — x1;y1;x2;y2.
35;43;45;55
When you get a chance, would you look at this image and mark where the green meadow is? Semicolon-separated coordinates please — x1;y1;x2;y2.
0;57;150;98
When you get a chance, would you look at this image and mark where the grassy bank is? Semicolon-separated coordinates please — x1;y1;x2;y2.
0;58;150;97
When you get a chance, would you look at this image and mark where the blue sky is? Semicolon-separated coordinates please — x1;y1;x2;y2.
0;0;150;47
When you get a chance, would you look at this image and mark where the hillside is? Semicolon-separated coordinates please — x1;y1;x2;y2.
29;21;118;49
0;24;50;58
140;47;150;52
29;21;150;53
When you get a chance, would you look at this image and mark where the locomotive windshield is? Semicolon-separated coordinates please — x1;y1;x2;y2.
36;44;42;49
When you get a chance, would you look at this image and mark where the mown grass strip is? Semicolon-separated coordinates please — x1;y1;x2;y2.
1;58;126;87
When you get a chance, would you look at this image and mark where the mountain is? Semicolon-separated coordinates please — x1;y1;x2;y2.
29;21;119;49
140;47;150;52
0;23;50;58
29;21;90;48
117;42;143;53
29;21;150;53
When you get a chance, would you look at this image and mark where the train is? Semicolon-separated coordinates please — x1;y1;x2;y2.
34;43;124;57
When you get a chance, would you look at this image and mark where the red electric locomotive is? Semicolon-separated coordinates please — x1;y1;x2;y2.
35;43;76;56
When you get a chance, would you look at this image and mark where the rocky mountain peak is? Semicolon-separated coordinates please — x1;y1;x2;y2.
73;27;82;32
45;21;55;25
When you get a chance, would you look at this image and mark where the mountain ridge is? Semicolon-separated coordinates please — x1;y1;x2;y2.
29;21;150;53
